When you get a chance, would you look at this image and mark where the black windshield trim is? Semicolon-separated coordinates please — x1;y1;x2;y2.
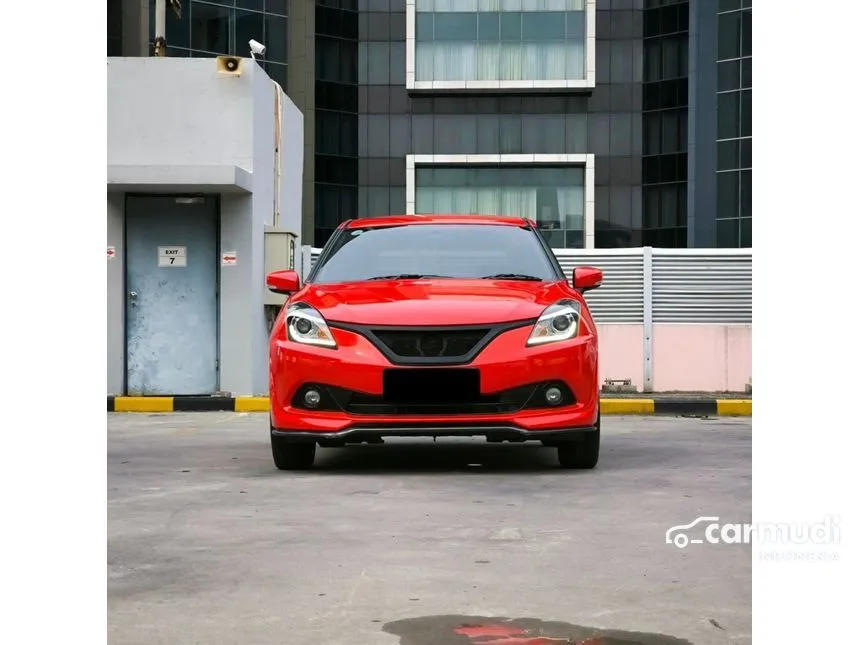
307;222;558;285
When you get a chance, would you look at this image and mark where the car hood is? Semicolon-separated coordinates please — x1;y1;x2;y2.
293;279;574;326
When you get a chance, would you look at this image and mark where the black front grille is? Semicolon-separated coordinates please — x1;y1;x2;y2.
373;329;489;359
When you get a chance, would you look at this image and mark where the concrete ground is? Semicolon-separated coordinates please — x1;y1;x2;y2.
108;414;751;645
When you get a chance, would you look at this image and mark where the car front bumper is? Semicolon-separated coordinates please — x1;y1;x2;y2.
269;323;599;436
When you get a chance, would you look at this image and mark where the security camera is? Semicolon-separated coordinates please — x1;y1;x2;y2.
249;39;266;58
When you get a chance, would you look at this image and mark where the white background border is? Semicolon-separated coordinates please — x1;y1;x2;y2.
2;2;859;643
406;153;596;248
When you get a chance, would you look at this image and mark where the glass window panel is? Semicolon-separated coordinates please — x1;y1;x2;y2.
660;184;678;227
416;13;434;39
415;166;584;229
165;2;190;49
358;42;368;84
266;62;287;90
320;38;340;82
717;60;740;91
367;43;390;84
477;115;500;153
237;1;264;12
717;91;740;140
565;113;587;151
191;3;230;53
644;186;659;228
367;116;389;157
478;12;500;40
367;187;390;218
367;158;389;185
390;187;406;215
390;42;406;84
717;171;739;220
741;57;752;88
661;111;679;153
718;0;742;11
566;11;584;40
264;15;287;63
741;10;752;57
716;218;739;247
588;113;611;157
740;89;752;137
389;115;411;158
740;138;752;169
340;187;357;222
499;116;523;153
523;12;566;40
740;170;751;219
662;37;679;78
501;13;522;40
412;115;435;153
644;112;660;155
266;0;287;14
434;115;478;154
717;140;739;170
610;113;632;156
645;40;661;82
434;13;478;40
718;11;742;60
341;115;357;157
235;10;265;55
740;218;751;247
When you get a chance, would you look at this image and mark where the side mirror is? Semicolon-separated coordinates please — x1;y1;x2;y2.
267;270;301;295
572;266;603;293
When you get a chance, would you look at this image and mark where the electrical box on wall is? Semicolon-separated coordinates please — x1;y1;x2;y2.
264;227;298;306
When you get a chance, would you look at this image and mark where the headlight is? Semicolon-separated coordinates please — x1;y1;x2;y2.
286;303;337;348
527;300;581;347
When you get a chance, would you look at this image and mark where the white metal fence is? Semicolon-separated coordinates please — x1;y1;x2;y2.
304;247;752;325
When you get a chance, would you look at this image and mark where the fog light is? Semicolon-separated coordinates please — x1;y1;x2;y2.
545;386;563;406
303;389;322;408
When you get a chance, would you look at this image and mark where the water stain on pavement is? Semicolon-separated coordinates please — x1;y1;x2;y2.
383;616;692;645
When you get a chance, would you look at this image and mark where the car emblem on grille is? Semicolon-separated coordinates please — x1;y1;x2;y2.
416;334;447;357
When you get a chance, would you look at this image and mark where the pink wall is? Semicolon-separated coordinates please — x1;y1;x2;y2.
596;324;752;393
652;324;752;392
597;324;645;391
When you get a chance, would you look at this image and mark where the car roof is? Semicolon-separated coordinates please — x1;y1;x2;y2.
340;215;534;230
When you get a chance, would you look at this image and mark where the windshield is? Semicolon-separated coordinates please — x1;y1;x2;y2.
311;224;560;284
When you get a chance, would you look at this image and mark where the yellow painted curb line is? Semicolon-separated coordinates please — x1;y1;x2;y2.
716;399;752;416
113;396;174;412
600;399;656;415
235;397;270;412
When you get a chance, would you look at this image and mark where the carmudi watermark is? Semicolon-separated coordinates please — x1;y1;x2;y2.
665;515;841;561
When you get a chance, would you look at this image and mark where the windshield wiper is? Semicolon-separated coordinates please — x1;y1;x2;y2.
366;274;451;281
481;273;545;282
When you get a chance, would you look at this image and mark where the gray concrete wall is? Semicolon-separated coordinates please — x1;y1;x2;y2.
108;57;255;170
279;89;305;238
107;58;303;396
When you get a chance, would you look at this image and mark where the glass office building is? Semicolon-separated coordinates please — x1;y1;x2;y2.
107;0;751;248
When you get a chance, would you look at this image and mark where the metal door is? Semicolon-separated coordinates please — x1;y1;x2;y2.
125;196;219;395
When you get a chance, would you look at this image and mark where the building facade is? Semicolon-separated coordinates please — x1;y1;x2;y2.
107;0;751;249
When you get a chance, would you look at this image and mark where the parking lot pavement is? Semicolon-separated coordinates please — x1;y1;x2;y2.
108;414;751;645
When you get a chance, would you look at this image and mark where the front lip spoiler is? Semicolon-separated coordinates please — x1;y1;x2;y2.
271;424;597;445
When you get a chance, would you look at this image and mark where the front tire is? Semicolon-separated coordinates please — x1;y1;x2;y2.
557;412;600;470
271;432;316;470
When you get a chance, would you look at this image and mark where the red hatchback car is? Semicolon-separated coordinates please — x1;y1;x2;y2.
266;215;603;470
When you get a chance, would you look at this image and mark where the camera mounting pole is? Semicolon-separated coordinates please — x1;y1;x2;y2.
152;0;182;57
